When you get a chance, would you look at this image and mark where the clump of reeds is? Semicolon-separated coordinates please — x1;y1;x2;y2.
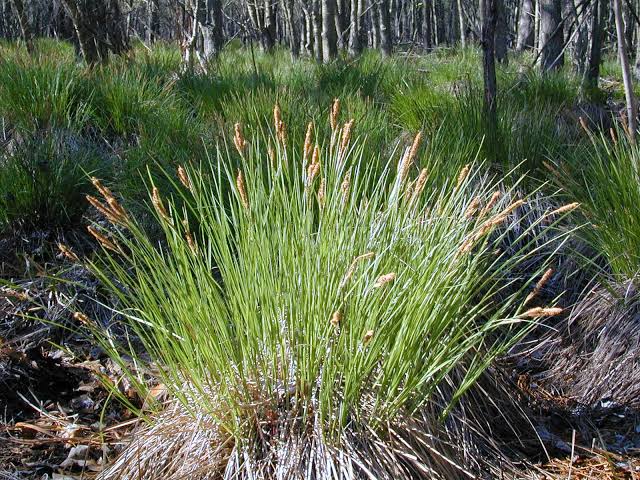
88;106;567;479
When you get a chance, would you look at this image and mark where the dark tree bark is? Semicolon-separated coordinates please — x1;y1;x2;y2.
247;0;276;51
539;0;564;71
495;0;508;62
586;0;604;88
201;0;224;58
423;0;433;50
10;0;34;54
516;0;535;50
378;0;392;55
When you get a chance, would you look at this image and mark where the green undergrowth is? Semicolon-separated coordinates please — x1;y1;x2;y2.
0;40;605;235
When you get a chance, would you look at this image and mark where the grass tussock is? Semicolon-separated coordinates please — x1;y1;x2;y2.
79;112;573;478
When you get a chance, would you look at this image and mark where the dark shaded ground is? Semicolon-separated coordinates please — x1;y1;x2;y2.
0;230;139;479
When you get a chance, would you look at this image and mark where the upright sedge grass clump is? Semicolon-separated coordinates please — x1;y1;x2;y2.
87;108;567;478
557;122;640;278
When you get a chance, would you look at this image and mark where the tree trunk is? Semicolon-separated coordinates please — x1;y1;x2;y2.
585;0;604;89
378;0;392;55
614;0;638;142
348;0;362;56
635;1;640;80
456;0;466;47
539;0;563;71
313;0;324;61
335;0;346;49
282;0;299;57
423;0;433;50
201;0;223;59
495;0;508;62
10;0;35;54
516;0;535;50
481;0;498;134
61;0;101;64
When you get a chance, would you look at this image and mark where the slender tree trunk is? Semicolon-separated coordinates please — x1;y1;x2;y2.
586;0;604;88
481;0;498;133
539;0;563;71
10;0;34;54
322;0;338;61
282;0;299;57
614;0;638;142
635;0;640;80
371;0;380;48
201;0;223;59
423;0;433;50
456;0;466;47
335;0;346;49
495;0;508;62
570;0;588;75
303;6;315;55
516;0;535;50
348;0;362;56
312;0;324;61
378;0;392;55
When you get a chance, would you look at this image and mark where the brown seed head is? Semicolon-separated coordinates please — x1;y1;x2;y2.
303;122;314;165
234;122;247;155
525;268;554;305
521;307;563;318
152;187;172;223
411;168;429;203
464;197;482;218
340;119;355;156
330;98;340;131
236;169;249;210
456;164;471;188
1;288;29;301
479;191;501;217
274;103;282;133
317;177;326;209
341;170;352;205
307;161;321;185
73;311;92;326
339;252;376;289
362;330;374;345
398;132;423;183
177;165;192;191
58;243;79;262
87;226;120;253
374;272;396;288
268;142;276;168
489;199;526;227
578;116;589;134
545;202;580;219
311;144;320;168
86;195;120;225
91;177;114;202
330;310;342;329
